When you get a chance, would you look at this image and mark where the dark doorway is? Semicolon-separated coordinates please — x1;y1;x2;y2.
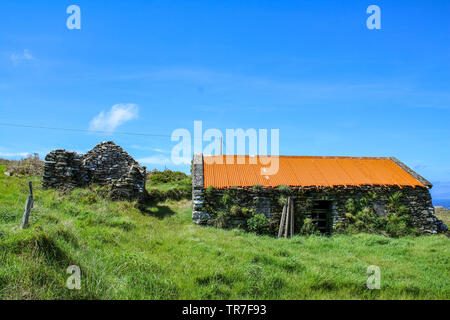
311;201;332;234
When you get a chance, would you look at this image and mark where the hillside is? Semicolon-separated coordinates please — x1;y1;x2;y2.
435;207;450;227
0;165;449;300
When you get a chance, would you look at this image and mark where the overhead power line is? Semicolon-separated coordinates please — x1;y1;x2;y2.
0;121;281;142
0;122;173;138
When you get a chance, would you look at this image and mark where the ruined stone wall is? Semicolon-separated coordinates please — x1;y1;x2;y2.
83;142;141;184
193;185;447;235
42;142;146;201
42;150;89;189
192;154;209;224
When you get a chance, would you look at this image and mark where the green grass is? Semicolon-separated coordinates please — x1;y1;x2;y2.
146;170;191;192
0;164;449;300
146;179;190;192
146;172;191;196
435;207;450;226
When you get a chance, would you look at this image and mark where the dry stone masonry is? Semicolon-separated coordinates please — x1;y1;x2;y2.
192;154;448;235
43;141;146;201
195;185;448;235
42;150;88;189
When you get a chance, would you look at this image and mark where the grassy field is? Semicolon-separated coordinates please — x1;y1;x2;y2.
0;164;449;300
435;207;450;227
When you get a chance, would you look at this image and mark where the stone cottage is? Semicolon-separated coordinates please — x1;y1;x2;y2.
43;141;147;201
192;154;447;234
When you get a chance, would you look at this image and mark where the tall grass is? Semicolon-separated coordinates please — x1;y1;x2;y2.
0;165;449;300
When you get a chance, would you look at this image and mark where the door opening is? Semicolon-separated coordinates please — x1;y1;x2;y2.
311;201;332;234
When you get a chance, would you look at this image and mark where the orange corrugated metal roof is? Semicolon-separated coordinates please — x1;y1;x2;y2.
202;155;427;188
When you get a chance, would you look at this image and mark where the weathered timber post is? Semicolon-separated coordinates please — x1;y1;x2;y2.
284;197;291;238
289;198;294;237
279;197;294;238
21;181;33;229
278;201;288;238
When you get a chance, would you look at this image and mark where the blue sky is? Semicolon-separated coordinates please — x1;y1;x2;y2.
0;1;449;203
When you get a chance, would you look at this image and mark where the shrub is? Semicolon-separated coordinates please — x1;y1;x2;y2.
252;184;263;192
277;185;292;195
241;207;256;218
360;191;377;208
247;214;270;235
278;195;287;207
146;187;190;202
337;192;418;237
205;185;216;198
229;205;241;217
345;198;358;215
221;193;234;208
4;153;44;177
299;218;320;235
213;211;229;229
147;169;190;184
385;215;411;237
0;158;13;165
344;211;379;234
339;197;380;234
384;192;418;237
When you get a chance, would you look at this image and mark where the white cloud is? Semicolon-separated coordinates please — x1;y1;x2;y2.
89;103;139;133
130;145;170;153
152;148;169;153
138;155;173;166
10;49;34;65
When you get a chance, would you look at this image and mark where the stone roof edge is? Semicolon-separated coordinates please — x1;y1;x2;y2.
390;157;432;189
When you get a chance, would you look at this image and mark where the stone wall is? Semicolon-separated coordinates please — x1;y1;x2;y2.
193;185;448;235
43;141;147;201
42;150;89;189
192;154;210;224
83;142;141;184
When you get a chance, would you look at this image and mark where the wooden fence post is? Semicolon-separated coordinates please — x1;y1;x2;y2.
21;181;33;229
